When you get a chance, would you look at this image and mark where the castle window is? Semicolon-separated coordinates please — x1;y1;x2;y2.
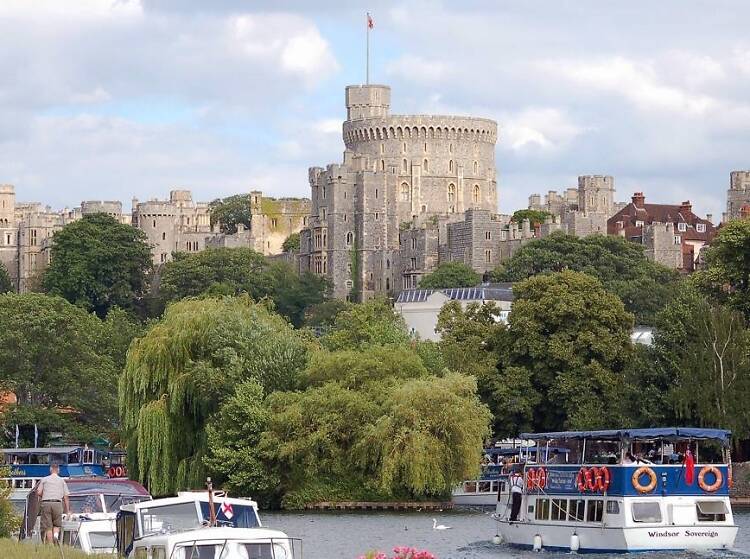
321;208;326;220
474;161;478;174
375;212;379;220
375;189;378;199
381;160;385;171
448;183;456;203
485;231;491;240
187;217;190;225
322;257;327;274
303;216;307;225
153;220;157;228
402;159;408;173
403;142;407;153
424;142;428;152
697;223;706;233
162;232;166;241
386;278;390;290
485;249;492;263
271;218;278;228
401;183;410;202
322;232;327;246
449;205;455;213
380;143;384;154
346;232;353;245
678;222;687;232
449;160;454;172
30;229;37;246
411;257;417;268
473;185;480;204
160;253;167;263
423;159;428;172
347;263;352;274
449;143;453;153
343;214;347;222
345;279;353;289
5;234;10;245
421;205;426;213
386;259;390;270
411;238;417;250
674;236;681;245
322;186;326;199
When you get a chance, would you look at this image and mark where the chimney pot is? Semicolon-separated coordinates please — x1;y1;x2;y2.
680;200;692;213
632;192;645;208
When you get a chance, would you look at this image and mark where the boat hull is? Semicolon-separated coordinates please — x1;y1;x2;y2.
451;491;497;506
495;519;738;552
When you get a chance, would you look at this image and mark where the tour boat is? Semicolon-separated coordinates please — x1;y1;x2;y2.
115;491;301;558
19;477;151;553
493;428;738;552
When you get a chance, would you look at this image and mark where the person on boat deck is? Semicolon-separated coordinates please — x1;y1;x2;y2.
546;449;561;464
622;451;636;464
36;463;70;544
509;464;524;522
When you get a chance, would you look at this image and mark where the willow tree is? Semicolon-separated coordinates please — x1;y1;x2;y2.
119;296;311;495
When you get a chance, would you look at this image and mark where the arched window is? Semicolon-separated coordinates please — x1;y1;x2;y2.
386;259;391;270
424;142;428;152
380;143;384;154
402;159;408;173
346;232;353;245
401;183;410;202
386;278;390;290
473;161;478;174
448;183;456;203
473;184;480;204
449;160;454;172
403;142;407;153
423;159;428;172
380;159;385;171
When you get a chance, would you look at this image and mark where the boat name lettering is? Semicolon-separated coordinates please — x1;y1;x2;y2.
647;530;719;538
545;469;577;491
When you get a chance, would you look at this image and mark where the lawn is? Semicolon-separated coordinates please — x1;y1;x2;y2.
0;538;113;558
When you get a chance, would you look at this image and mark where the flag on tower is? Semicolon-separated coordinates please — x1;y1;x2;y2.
367;13;374;29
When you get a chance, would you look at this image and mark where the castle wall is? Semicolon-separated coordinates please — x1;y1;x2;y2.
727;170;750;220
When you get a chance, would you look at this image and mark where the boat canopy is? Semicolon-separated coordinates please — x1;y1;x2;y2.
519;428;731;446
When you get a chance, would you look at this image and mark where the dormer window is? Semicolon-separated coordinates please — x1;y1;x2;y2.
635;220;644;228
678;222;687;232
696;223;706;233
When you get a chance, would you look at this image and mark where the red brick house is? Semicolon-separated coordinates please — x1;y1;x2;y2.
608;192;716;271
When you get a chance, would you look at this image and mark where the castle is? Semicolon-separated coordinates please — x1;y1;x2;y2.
726;170;750;221
0;185;309;292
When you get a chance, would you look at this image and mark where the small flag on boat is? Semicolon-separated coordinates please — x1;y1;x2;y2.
220;502;234;520
367;13;374;29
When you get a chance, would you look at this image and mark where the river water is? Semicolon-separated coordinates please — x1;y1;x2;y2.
262;508;750;559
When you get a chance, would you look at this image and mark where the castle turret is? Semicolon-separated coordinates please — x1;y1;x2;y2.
345;85;391;120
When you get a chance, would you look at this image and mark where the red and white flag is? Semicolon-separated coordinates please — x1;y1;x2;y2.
367;13;374;29
220;502;234;520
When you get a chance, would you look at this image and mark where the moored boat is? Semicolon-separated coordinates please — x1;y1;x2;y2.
493;428;738;552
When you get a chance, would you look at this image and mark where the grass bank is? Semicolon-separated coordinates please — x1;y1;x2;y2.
0;538;112;558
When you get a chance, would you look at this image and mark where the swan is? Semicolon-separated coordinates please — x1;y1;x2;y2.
432;518;451;530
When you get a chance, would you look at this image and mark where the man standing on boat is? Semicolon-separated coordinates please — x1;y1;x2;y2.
509;464;524;521
36;463;70;544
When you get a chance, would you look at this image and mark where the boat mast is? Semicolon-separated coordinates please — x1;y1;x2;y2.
206;477;217;527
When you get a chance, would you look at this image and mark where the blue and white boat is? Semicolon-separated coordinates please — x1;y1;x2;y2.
493;428;738;552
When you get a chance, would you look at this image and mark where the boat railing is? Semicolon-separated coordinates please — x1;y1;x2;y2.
169;536;303;559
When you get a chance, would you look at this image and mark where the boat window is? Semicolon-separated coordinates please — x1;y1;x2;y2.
69;495;104;514
551;499;568;521
587;500;604;522
606;500;620;514
134;548;148;559
568;499;585;521
632;502;662;523
89;531;116;551
242;543;289;559
140;502;201;535
62;529;76;547
535;498;550;520
152;546;167;559
464;481;477;493
696;501;728;522
478;481;491;493
490;481;498;492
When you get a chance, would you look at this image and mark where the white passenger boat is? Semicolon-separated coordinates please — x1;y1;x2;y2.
493;428;738;552
115;491;301;558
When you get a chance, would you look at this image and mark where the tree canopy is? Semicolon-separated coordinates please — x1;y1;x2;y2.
0;262;11;293
419;262;480;289
0;293;122;438
494;270;634;434
511;209;553;227
209;194;251;234
321;299;410;351
282;232;300;253
119;296;311;495
492;232;679;324
42;213;152;318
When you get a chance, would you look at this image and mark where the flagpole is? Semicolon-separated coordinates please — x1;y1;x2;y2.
366;12;370;84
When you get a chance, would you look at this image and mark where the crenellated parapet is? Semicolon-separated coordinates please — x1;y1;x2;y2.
343;115;497;148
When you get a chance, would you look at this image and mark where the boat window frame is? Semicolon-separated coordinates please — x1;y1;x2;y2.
478;481;491;493
550;498;568;521
696;500;728;522
631;501;662;523
568;499;585;522
586;499;604;522
535;498;550;520
606;500;620;515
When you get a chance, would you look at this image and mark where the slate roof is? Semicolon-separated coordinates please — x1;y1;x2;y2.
396;283;514;304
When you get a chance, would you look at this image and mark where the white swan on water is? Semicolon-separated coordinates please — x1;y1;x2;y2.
432;518;451;530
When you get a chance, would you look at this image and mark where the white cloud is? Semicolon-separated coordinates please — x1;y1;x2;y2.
503;108;585;152
70;87;112;104
386;55;449;84
0;0;143;19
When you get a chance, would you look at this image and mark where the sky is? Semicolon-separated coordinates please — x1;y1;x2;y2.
2;1;750;219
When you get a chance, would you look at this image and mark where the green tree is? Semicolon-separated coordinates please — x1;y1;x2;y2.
511;209;552;227
119;296;310;495
282;232;300;252
209;194;251;234
0;293;118;435
419;262;480;289
492;232;679;324
42;213;152;318
98;308;145;373
321;299;410;351
303;300;352;330
0;466;20;537
653;284;750;439
266;262;329;328
695;219;750;320
204;381;279;507
498;271;634;433
0;261;12;293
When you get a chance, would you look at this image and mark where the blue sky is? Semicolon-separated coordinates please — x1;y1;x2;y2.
2;1;750;220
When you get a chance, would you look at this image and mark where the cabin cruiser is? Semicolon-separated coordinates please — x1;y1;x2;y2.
115;491;301;558
493;428;738;552
19;478;151;554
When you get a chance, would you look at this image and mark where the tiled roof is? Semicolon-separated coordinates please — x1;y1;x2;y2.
608;200;716;242
396;283;515;304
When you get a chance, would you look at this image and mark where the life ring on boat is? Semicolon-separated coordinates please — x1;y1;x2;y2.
584;467;596;492
536;467;547;490
526;468;537;490
596;466;611;492
632;466;657;494
576;467;586;492
107;467;117;478
698;466;723;493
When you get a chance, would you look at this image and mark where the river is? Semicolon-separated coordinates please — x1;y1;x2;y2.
262;508;750;559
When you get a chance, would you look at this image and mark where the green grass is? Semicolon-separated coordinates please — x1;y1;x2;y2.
0;538;113;558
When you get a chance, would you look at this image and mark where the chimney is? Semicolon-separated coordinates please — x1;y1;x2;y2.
706;213;713;224
632;192;645;208
680;200;692;214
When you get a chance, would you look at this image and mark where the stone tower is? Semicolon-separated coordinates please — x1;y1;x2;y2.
299;84;498;300
577;175;615;215
727;170;750;221
0;185;17;288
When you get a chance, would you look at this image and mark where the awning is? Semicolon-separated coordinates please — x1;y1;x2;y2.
518;428;731;446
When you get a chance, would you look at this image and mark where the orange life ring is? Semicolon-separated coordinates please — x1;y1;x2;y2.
114;465;125;478
632;466;657;494
107;467;117;478
576;468;586;492
584;467;596;492
698;466;723;493
526;468;536;490
597;466;611;492
536;467;547;490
